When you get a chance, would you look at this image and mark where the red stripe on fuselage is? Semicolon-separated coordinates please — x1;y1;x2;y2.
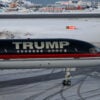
0;53;100;59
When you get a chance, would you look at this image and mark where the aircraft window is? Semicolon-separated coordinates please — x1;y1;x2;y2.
32;50;35;53
48;50;51;53
29;50;31;53
74;48;78;52
60;49;62;52
20;50;23;53
25;50;27;53
89;48;97;53
40;50;43;53
51;50;54;53
4;49;7;53
17;50;20;53
95;47;100;53
35;50;39;53
56;49;59;52
64;49;67;52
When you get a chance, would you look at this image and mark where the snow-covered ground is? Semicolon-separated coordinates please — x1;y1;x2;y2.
0;18;100;44
0;68;100;100
0;18;100;100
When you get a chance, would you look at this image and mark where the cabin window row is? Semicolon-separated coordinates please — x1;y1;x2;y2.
0;48;79;54
16;49;68;53
0;48;93;54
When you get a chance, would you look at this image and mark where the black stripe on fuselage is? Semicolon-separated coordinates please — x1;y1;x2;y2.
0;39;95;54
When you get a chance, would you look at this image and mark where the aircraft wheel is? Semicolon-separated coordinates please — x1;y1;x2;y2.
62;80;71;86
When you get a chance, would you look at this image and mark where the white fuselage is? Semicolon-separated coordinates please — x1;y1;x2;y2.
0;57;100;69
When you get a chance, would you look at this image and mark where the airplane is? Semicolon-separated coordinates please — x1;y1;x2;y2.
0;38;100;86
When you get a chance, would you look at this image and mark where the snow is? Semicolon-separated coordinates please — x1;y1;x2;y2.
0;72;100;100
0;69;63;81
0;18;100;44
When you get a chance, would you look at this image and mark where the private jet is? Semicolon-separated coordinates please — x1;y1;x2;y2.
0;38;100;86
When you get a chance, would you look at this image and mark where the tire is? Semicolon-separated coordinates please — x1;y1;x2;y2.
62;80;71;86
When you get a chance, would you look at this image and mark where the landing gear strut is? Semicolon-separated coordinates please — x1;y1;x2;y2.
62;68;71;86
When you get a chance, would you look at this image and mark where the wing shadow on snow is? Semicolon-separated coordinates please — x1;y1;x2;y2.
0;71;64;88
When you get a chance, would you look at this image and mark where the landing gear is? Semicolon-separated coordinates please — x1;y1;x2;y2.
62;68;71;86
62;79;71;86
